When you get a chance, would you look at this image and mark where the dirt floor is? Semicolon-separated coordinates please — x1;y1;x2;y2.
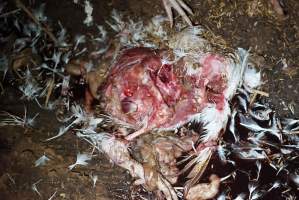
0;0;299;199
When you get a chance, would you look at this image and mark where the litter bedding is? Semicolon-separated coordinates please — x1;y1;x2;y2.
0;0;298;200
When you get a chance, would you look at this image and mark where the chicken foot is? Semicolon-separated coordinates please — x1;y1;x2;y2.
162;0;193;27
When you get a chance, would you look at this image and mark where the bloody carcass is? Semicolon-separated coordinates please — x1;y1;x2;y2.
67;27;259;200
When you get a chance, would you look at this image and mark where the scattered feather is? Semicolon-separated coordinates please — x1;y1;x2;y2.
94;25;107;42
19;69;43;101
74;34;86;50
243;65;261;89
237;88;250;101
5;173;15;185
255;161;262;181
35;154;50;167
232;144;267;160
48;190;57;200
45;125;70;141
217;145;227;163
83;0;93;26
68;153;92;170
217;192;226;200
62;51;72;64
234;193;246;200
282;118;299;134
229;109;239;142
33;3;47;22
191;103;230;142
237;95;248;112
248;183;262;200
239;113;282;141
90;174;98;187
56;21;68;47
13;37;30;52
249;107;272;121
267;181;280;192
75;47;87;56
19;81;42;100
290;174;299;186
0;107;39;127
32;179;42;197
106;9;125;32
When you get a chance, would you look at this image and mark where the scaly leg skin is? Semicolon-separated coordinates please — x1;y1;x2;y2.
162;0;193;27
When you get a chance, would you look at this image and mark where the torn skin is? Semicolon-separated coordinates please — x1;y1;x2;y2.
101;47;229;140
65;48;230;139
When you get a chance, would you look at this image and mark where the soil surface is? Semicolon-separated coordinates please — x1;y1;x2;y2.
0;0;298;199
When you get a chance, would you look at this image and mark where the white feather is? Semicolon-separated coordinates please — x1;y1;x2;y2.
267;181;280;192
239;113;281;141
74;34;86;50
48;191;57;200
195;147;212;163
229;109;239;142
237;95;248;112
90;174;98;187
225;48;248;99
83;0;93;26
238;148;267;160
248;183;262;200
290;174;299;186
32;179;42;197
190;102;230;142
243;65;261;89
217;145;227;163
234;193;246;200
68;153;92;170
217;193;226;200
255;161;261;181
35;154;50;167
45;125;70;141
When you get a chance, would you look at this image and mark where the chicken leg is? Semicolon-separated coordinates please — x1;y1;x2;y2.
162;0;193;27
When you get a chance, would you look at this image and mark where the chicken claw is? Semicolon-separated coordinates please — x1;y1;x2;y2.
162;0;193;27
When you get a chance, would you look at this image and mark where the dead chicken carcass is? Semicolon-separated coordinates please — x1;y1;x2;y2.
101;29;248;143
69;27;260;200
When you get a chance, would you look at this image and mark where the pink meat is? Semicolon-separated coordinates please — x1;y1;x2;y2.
102;47;228;132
